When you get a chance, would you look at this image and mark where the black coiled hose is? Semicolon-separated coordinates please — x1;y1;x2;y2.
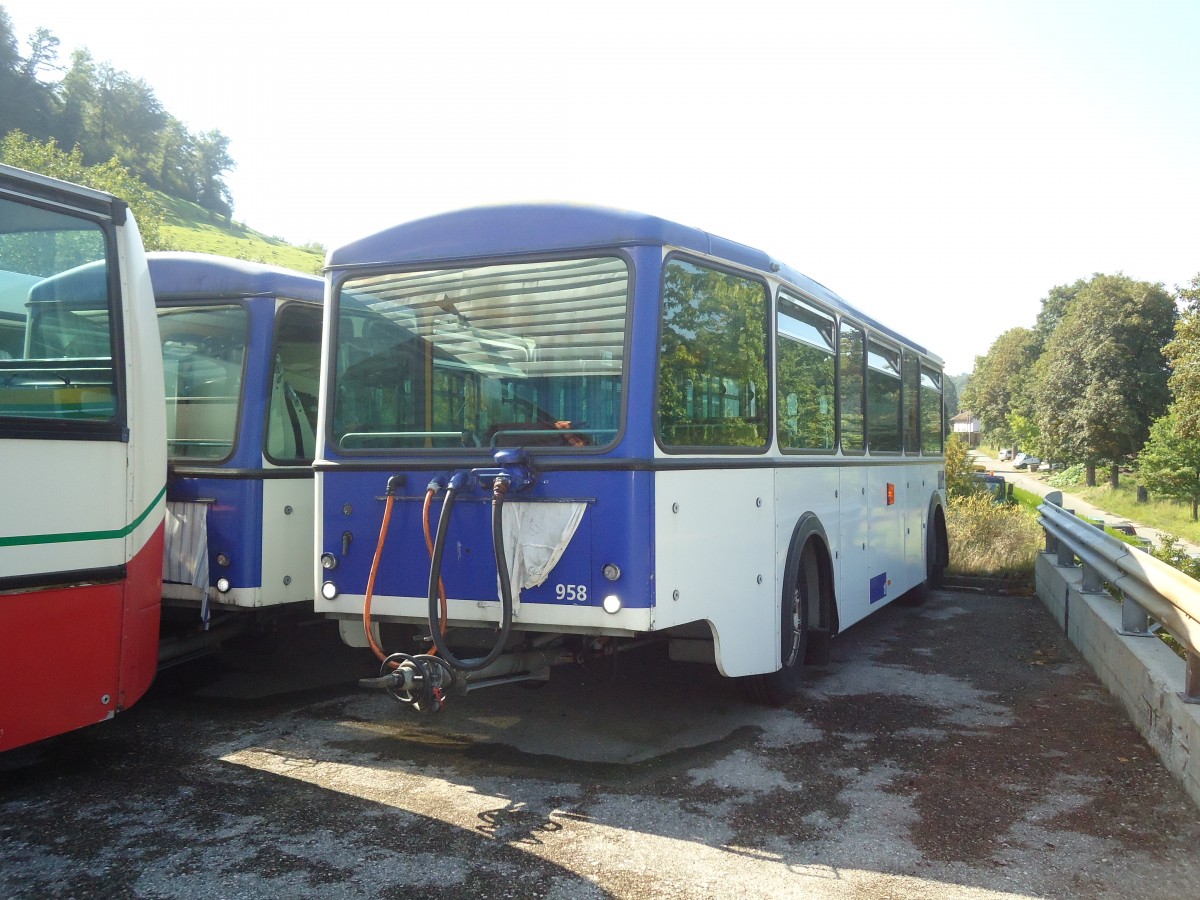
426;479;514;671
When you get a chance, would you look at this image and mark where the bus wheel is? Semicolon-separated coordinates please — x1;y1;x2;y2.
743;538;825;706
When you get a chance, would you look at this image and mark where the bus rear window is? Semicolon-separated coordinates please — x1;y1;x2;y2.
332;257;628;451
0;198;117;424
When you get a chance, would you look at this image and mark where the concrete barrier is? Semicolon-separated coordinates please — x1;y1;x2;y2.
1036;551;1200;808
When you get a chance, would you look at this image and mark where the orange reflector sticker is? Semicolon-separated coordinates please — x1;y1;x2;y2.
886;482;895;505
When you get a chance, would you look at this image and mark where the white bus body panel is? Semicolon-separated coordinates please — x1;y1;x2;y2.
0;439;129;576
837;464;872;628
651;468;778;677
118;217;167;561
258;477;316;606
0;215;164;579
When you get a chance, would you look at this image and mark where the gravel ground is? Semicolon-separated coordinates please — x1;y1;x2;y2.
2;588;1199;899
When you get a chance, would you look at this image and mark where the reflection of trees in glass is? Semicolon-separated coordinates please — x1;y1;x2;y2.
776;299;835;451
903;349;920;452
920;366;943;453
867;341;901;452
658;260;768;448
839;323;865;453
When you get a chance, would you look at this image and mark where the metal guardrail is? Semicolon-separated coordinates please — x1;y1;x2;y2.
1038;492;1200;702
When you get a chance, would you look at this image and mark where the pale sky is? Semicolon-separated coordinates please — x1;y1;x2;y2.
5;0;1199;374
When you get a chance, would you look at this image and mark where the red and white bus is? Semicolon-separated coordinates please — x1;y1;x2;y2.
0;164;165;751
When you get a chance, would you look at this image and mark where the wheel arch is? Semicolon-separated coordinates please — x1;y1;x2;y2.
927;492;949;569
784;511;839;640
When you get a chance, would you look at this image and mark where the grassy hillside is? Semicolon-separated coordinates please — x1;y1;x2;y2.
158;194;325;275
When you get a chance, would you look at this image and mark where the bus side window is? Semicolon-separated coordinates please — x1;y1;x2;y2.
866;340;901;453
777;294;835;451
657;259;769;450
920;364;944;454
902;349;920;453
266;303;323;462
839;322;865;453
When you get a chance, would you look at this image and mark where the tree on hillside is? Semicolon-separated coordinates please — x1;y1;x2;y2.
1164;273;1200;440
0;9;236;214
0;9;55;140
0;131;167;250
193;129;235;220
959;327;1036;447
1032;274;1175;487
1138;407;1200;521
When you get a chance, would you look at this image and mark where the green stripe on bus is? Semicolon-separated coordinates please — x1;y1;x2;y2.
0;484;167;548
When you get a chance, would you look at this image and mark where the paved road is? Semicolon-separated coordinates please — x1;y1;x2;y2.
3;590;1199;899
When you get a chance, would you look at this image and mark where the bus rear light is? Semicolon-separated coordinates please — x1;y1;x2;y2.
886;483;895;506
215;577;231;594
321;581;339;601
602;595;622;614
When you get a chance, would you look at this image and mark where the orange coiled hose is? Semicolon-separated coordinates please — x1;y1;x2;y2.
362;487;448;668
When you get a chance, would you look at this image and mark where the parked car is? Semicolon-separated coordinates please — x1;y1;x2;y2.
972;472;1012;504
999;448;1013;461
1013;453;1041;470
1111;522;1153;549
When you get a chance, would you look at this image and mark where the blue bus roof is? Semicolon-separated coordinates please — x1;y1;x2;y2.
327;204;936;361
147;252;324;303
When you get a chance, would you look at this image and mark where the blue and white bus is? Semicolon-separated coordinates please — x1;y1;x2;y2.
314;205;947;709
150;253;324;648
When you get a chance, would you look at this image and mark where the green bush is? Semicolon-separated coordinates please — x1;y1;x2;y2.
1047;463;1086;488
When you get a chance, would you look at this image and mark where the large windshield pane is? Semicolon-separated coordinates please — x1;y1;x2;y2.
332;257;628;451
0;197;116;422
157;303;248;460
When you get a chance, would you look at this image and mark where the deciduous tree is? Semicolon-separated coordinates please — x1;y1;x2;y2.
1138;408;1200;521
1031;274;1175;487
959;327;1035;447
1164;274;1200;440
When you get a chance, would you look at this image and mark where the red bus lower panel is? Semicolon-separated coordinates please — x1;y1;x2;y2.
0;525;163;752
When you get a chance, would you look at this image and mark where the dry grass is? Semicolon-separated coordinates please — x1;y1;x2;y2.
946;492;1044;578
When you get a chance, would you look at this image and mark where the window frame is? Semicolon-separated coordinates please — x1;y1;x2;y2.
837;319;867;457
865;337;903;455
0;192;127;442
919;362;945;456
327;250;635;457
263;299;324;467
655;252;772;455
775;290;838;455
902;348;921;454
156;298;251;466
